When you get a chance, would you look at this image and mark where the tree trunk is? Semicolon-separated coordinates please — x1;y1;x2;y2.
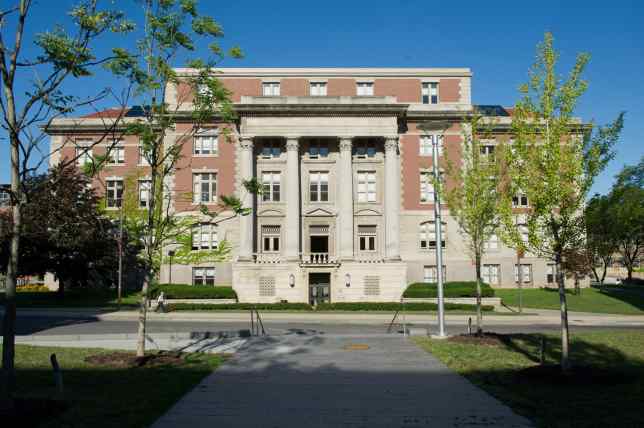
556;254;571;373
2;133;21;398
475;254;483;336
136;272;151;357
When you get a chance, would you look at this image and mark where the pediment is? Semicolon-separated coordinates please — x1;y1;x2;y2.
355;208;381;216
257;208;285;217
304;207;336;217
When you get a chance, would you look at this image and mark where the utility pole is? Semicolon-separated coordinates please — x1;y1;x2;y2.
517;247;524;314
433;134;447;338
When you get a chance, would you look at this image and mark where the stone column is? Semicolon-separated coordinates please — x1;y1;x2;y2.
238;136;254;261
384;136;401;260
285;138;300;261
338;137;354;260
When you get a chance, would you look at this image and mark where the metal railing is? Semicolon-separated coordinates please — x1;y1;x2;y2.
250;307;266;336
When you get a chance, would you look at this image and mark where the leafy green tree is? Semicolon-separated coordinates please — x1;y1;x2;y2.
584;194;618;283
609;157;644;281
500;32;624;372
445;115;503;335
0;0;132;396
105;0;252;357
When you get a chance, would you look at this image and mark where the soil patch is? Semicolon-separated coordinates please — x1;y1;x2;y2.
1;398;68;428
448;333;505;346
519;364;633;386
84;351;185;368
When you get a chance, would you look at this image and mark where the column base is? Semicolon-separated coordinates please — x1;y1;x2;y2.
237;256;254;262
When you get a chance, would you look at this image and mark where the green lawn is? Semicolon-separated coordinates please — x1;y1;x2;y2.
1;289;142;308
496;286;644;314
415;330;644;428
8;344;222;428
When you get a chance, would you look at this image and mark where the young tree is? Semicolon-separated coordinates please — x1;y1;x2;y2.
501;32;624;372
106;0;250;357
445;114;502;335
584;194;617;283
609;157;644;281
0;0;132;396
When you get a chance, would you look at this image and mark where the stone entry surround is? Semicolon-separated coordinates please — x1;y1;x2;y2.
152;334;532;427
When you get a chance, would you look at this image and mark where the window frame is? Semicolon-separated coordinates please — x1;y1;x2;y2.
138;179;151;209
307;139;329;159
309;171;329;202
419;135;443;157
356;81;374;96
423;265;446;283
358;225;377;252
419;171;435;204
191;223;218;250
193;129;219;156
260;140;282;159
309;81;327;96
107;143;125;165
192;172;217;204
192;267;216;286
353;140;377;158
482;264;500;285
262;81;280;96
75;141;93;166
514;264;533;284
419;221;446;250
106;179;124;209
261;225;281;253
421;82;439;104
512;193;529;208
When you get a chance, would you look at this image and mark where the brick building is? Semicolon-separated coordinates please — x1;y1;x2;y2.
46;67;565;303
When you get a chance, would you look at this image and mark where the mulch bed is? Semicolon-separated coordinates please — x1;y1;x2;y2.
448;333;506;346
84;351;186;368
519;364;633;386
1;398;68;428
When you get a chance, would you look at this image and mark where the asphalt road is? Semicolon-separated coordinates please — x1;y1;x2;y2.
5;313;643;337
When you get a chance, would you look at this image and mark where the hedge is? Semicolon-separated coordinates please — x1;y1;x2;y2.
168;302;312;311
316;302;494;312
168;302;493;312
403;281;495;298
153;284;237;300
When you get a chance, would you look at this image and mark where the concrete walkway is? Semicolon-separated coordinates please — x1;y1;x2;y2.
152;334;532;428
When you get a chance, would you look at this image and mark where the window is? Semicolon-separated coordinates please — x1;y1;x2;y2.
420;172;435;203
308;139;329;158
310;82;327;96
518;224;529;244
357;171;376;202
422;82;439;104
358;225;377;252
419;135;443;156
353;140;376;158
192;267;215;286
261;172;281;202
262;225;280;253
194;130;218;155
512;193;529;208
260;140;281;158
262;82;280;96
546;264;556;284
106;179;123;208
482;264;500;285
419;221;446;249
357;82;374;96
484;234;500;251
309;171;329;202
138;180;151;209
193;173;217;204
480;144;495;162
514;264;532;284
423;265;446;283
75;141;93;165
107;145;125;164
191;223;218;250
138;146;150;166
0;190;9;207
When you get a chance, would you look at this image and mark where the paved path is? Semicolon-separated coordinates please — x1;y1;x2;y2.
152;334;531;428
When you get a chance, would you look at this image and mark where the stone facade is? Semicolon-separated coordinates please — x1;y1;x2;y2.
47;67;582;302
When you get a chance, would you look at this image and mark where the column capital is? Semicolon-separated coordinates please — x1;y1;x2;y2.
384;136;399;152
339;137;353;152
286;138;299;152
239;136;254;150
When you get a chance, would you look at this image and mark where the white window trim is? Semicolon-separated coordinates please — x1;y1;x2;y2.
192;267;216;286
261;226;281;253
419;221;446;250
193;129;219;157
423;265;446;283
138;179;151;209
309;171;329;203
107;143;125;165
192;172;218;204
262;81;280;96
191;223;218;250
261;171;281;202
358;226;377;252
419;171;435;204
356;171;377;203
105;178;124;210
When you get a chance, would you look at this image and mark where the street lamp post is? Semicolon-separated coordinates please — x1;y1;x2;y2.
432;134;447;338
168;250;175;285
117;204;124;308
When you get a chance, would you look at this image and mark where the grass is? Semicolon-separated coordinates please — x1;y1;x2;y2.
496;286;644;314
0;288;142;308
403;281;495;298
414;330;644;428
8;344;222;428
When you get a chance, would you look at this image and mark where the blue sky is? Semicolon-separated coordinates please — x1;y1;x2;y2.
1;0;642;194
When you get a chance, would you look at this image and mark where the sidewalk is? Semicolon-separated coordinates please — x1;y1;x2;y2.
7;307;644;326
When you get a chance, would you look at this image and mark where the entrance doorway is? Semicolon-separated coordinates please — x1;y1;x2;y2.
309;272;331;305
310;235;329;253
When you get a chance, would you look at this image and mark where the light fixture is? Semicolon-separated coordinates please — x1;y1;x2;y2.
345;273;351;287
289;273;295;288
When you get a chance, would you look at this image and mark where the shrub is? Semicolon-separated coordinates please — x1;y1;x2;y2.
403;281;495;298
316;302;494;312
168;302;312;311
153;284;237;300
16;284;50;293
